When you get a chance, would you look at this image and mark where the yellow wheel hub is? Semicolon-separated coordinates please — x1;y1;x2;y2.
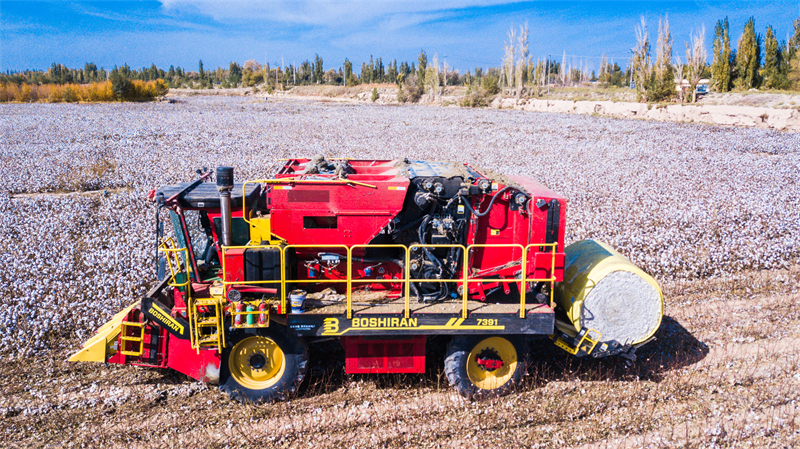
466;337;517;390
228;336;286;390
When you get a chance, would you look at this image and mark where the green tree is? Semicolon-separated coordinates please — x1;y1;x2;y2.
788;19;800;89
736;17;761;89
110;71;132;100
228;62;242;85
481;75;500;95
647;14;675;102
711;17;733;92
313;54;324;84
368;55;375;83
343;59;353;86
762;25;786;89
417;50;427;86
199;60;205;80
789;18;800;61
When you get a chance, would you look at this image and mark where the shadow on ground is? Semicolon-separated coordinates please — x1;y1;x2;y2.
291;313;708;399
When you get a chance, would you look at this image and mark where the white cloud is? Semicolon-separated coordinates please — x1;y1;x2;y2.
159;0;520;27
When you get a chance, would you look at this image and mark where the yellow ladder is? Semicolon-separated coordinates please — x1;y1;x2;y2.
188;297;224;353
119;321;145;357
553;328;602;357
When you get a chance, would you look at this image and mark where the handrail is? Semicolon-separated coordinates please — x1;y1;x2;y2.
465;244;527;318
158;238;195;346
524;243;559;312
282;244;350;314
217;242;561;321
220;244;286;308
158;238;190;289
406;244;468;319
348;244;409;320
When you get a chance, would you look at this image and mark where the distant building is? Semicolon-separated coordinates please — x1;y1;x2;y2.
677;78;710;96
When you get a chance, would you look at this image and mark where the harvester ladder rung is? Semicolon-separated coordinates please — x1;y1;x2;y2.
553;328;602;357
189;297;224;353
120;321;145;357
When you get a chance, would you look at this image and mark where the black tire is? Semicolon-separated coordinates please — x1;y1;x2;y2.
219;326;308;403
445;335;528;399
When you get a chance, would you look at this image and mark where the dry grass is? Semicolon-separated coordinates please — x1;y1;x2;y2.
2;270;798;448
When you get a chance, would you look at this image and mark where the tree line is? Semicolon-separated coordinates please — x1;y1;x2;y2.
2;13;798;104
629;15;800;102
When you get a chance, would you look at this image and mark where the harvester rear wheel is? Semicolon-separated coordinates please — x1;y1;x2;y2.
219;328;308;403
445;335;528;399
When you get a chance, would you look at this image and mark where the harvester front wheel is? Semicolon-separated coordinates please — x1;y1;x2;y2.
220;328;308;403
445;335;528;399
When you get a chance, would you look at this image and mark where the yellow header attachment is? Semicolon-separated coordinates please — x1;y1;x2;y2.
67;300;141;362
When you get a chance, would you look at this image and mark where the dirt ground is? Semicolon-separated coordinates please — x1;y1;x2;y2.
2;267;799;448
169;84;800;109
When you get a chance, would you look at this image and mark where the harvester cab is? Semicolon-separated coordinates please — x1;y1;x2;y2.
69;157;663;401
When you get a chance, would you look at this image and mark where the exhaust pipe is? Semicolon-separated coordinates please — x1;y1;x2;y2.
216;166;234;247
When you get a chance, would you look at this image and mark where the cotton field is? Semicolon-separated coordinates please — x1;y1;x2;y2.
0;96;798;357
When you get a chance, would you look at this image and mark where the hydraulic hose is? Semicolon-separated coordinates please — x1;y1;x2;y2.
460;186;517;217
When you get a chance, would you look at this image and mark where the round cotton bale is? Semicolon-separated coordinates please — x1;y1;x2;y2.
555;240;663;346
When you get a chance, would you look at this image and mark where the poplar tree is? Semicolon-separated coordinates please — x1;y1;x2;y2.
343;59;353;86
649;14;676;102
711;17;732;92
762;25;784;89
515;22;529;97
314;54;324;84
417;50;427;87
789;19;800;89
502;26;516;89
736;17;761;89
631;16;652;102
685;25;707;102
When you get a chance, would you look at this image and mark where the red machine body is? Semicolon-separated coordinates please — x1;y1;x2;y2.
76;158;568;385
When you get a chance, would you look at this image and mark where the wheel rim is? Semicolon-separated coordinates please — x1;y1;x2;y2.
228;336;286;390
466;337;518;390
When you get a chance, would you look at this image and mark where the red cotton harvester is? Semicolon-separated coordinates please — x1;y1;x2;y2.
70;157;663;401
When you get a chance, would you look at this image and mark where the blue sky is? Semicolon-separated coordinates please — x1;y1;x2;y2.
2;1;798;74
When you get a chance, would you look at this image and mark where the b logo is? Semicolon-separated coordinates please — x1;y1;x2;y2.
322;318;339;335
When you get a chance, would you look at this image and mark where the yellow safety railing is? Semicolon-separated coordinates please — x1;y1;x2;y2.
465;244;527;318
406;244;469;319
524;243;559;311
348;245;409;319
160;238;209;350
283;244;350;314
217;242;561;321
220;244;286;299
159;238;191;291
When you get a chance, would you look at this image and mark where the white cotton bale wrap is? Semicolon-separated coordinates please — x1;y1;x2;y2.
555;240;663;346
